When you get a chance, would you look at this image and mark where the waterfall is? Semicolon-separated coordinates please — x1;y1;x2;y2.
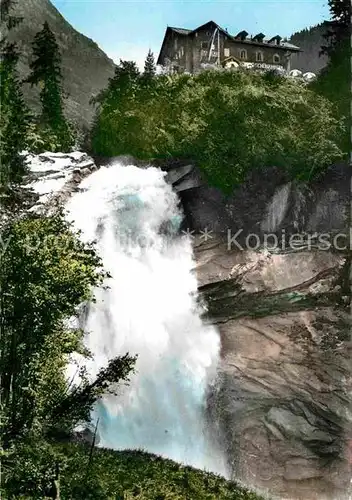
66;161;227;476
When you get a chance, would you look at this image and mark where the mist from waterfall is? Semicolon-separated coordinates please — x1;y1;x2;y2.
66;161;227;476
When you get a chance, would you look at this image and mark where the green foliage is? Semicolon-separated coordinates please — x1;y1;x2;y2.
25;122;61;153
0;211;137;497
143;49;156;79
92;66;344;192
2;438;63;499
0;212;136;444
0;4;76;193
0;213;101;443
92;59;140;107
0;2;31;191
26;21;75;151
2;441;265;499
312;0;350;154
58;444;264;500
322;0;351;53
26;120;77;154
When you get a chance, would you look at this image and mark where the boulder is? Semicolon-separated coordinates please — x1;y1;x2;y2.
73;426;100;446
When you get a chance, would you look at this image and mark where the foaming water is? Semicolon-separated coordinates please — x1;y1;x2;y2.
66;162;227;475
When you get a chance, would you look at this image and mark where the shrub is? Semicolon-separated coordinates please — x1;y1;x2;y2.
91;67;344;192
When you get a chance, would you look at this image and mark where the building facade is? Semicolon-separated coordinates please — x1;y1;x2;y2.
157;21;301;74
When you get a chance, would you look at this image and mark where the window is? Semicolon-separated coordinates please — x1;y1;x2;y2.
200;41;208;49
174;38;178;50
224;47;230;57
240;49;247;60
179;46;184;57
256;51;263;62
273;53;280;63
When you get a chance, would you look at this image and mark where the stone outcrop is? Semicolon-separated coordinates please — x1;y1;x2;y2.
168;162;351;500
23;151;100;213
172;163;350;238
196;238;350;500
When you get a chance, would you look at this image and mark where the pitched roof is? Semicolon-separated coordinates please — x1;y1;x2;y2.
191;20;233;39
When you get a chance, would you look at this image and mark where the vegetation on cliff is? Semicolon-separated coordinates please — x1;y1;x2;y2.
0;0;75;182
91;63;343;192
5;440;264;499
25;21;75;152
5;0;115;128
0;164;265;498
0;2;348;498
0;0;31;192
312;0;350;152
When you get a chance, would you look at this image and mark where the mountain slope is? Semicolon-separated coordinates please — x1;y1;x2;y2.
289;24;328;74
7;0;116;129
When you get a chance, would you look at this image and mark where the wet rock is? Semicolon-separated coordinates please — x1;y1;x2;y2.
73;426;100;446
23;151;100;214
186;161;351;500
283;459;322;480
195;238;351;499
173;162;350;242
164;164;203;192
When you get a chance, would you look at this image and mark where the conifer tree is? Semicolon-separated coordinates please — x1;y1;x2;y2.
322;0;350;55
143;49;156;79
26;22;73;151
0;0;31;191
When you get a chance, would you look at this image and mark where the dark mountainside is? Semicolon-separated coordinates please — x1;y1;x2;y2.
7;0;116;129
289;24;328;73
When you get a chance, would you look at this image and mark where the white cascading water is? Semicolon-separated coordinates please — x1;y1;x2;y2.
66;161;227;476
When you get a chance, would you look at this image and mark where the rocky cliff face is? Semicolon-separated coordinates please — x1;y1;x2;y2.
162;159;351;500
7;0;115;129
197;241;350;500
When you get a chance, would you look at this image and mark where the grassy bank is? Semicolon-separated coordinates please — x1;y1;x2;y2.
57;443;265;500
